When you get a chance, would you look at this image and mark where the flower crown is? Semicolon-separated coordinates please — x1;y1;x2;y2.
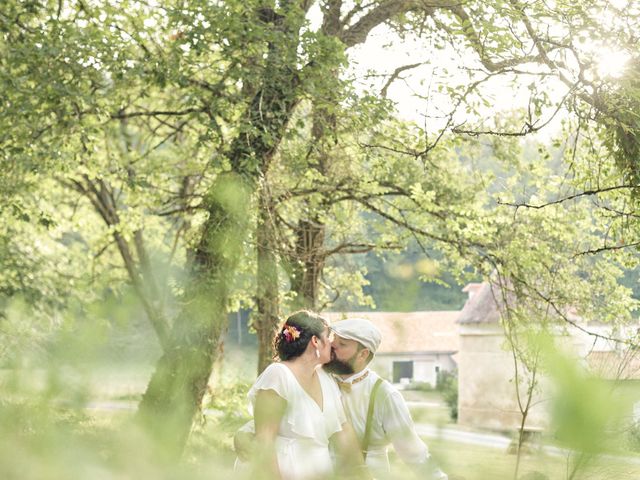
282;324;301;343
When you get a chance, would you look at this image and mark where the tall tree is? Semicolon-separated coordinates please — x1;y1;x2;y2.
4;0;640;459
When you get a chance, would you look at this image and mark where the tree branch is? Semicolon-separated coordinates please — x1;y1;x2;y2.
111;107;206;120
446;4;545;73
380;62;426;98
64;175;172;350
339;1;457;48
322;241;401;257
574;241;640;257
497;185;640;209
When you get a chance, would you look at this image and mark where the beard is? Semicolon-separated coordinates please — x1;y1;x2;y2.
323;350;356;375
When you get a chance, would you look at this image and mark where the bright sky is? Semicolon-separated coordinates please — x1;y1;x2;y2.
314;8;632;135
345;28;564;137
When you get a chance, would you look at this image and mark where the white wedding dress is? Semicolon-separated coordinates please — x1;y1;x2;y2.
247;363;346;480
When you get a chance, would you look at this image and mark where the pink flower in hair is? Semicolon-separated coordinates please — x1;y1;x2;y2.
282;324;301;343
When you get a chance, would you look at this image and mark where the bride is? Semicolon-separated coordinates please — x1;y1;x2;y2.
247;311;364;480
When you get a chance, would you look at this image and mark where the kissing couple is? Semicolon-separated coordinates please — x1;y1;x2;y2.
234;311;448;480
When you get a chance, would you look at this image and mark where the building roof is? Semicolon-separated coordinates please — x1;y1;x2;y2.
456;281;612;327
457;282;504;325
462;282;484;294
323;311;460;354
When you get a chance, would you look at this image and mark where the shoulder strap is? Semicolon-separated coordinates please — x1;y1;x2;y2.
361;378;384;459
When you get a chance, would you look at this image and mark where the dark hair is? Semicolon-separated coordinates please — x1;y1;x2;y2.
274;311;329;361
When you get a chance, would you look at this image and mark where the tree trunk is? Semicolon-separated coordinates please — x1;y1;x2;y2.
280;0;430;312
133;0;413;453
136;5;304;457
290;218;326;310
255;182;281;374
288;93;335;310
136;173;252;458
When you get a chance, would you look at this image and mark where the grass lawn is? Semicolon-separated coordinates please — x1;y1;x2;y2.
389;438;640;480
394;390;640;479
5;367;640;480
3;390;638;480
401;388;455;426
91;408;640;480
80;378;640;479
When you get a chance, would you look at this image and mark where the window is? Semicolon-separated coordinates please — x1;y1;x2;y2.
393;361;414;383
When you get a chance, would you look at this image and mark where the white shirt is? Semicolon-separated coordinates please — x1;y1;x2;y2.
336;368;447;479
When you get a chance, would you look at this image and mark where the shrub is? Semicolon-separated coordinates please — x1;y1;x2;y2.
626;421;640;452
404;381;434;392
437;370;458;421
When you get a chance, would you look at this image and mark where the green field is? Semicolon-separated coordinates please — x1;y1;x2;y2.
423;439;640;480
4;364;640;480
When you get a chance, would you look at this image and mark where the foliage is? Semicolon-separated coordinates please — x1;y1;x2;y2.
2;0;640;472
2;0;637;336
206;381;252;424
199;380;253;458
356;247;469;312
550;360;622;455
437;370;458;421
626;421;640;453
0;397;241;480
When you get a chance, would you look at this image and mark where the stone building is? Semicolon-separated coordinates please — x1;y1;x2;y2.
457;282;640;431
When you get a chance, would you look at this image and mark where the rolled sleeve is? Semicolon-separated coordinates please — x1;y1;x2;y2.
380;390;447;479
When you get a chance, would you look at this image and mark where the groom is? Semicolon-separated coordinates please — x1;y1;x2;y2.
324;318;448;480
